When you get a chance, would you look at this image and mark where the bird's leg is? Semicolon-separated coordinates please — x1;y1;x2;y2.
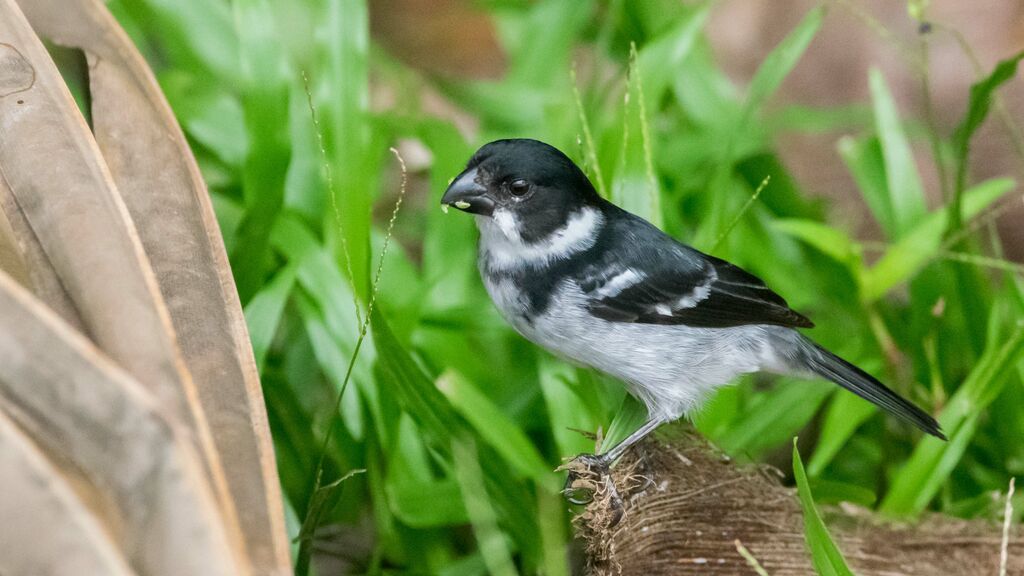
561;417;664;505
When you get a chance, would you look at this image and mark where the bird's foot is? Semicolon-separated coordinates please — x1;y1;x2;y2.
559;453;615;501
558;453;625;527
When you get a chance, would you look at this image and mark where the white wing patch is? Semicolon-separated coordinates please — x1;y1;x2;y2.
479;207;603;270
593;269;644;298
673;275;713;309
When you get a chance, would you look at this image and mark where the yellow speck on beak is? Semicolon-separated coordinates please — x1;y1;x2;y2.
454;200;471;210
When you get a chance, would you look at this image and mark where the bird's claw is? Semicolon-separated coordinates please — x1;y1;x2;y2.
560;453;611;505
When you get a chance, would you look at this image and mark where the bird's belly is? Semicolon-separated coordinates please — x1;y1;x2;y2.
512;283;767;420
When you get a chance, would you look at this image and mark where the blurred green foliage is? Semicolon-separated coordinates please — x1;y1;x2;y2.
108;0;1023;573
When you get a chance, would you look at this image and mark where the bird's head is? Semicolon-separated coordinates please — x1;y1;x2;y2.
441;139;601;242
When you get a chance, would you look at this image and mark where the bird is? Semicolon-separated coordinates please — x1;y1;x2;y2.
441;138;945;504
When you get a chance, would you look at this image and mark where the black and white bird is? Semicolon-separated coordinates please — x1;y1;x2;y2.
441;138;944;502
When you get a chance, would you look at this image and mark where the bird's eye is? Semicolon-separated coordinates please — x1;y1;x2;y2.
509;179;530;197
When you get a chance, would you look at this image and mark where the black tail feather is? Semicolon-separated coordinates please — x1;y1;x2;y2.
803;342;946;440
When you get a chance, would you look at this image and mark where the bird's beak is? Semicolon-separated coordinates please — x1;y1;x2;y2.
441;167;494;217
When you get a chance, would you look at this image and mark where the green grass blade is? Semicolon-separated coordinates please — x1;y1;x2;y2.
773;218;863;269
121;0;240;82
949;50;1024;232
438;371;558;489
604;394;648;450
371;309;460;445
744;6;824;117
325;0;375;298
243;265;297;370
611;43;662;226
882;319;1024;516
537;487;569;576
231;0;292;302
838;135;894;235
793;439;856;576
716;380;832;458
538;357;603;457
453;437;519;576
869;69;926;238
294;468;365;575
295;294;365;440
387;477;469;528
697;5;823;246
807;392;876;477
637;1;712;110
861;178;1014;302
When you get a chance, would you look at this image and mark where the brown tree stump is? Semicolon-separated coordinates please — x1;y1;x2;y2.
577;427;1021;575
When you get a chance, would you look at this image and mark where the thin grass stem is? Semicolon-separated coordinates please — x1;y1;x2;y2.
734;539;770;576
571;64;607;197
711;175;770;252
1001;477;1016;576
301;70;364;327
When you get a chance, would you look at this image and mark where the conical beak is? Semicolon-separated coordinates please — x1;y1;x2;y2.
441;168;494;217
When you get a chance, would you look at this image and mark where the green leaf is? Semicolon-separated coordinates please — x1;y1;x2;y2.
869;69;927;239
537;487;569;576
294;468;365;575
122;0;240;82
538;357;603;457
604;394;648;450
807;392;876;476
243;265;297;370
949;50;1024;231
438;371;557;488
371;308;459;447
160;71;247;166
295;294;364;440
808;478;877;507
388;478;469;528
838;135;894;236
453;437;519;576
716;379;832;458
637;2;712;110
697;5;823;246
744;6;824;117
861;178;1014;302
793;439;855;576
882;317;1024;516
773;219;862;269
324;0;376;299
231;0;292;302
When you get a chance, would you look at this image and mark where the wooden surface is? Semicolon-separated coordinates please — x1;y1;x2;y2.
580;427;1022;575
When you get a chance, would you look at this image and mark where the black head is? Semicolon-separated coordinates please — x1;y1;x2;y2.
441;139;602;241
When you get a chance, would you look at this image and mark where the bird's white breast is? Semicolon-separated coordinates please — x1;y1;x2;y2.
483;275;775;421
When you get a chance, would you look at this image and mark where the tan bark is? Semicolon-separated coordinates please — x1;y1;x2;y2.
15;1;291;572
579;427;1022;576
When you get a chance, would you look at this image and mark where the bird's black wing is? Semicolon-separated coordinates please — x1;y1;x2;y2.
579;215;813;329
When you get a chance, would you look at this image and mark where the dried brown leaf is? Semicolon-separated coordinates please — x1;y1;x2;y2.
0;269;242;575
0;0;244;557
0;409;137;576
15;1;290;571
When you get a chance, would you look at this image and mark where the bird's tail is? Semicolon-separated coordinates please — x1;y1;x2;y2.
796;337;946;440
